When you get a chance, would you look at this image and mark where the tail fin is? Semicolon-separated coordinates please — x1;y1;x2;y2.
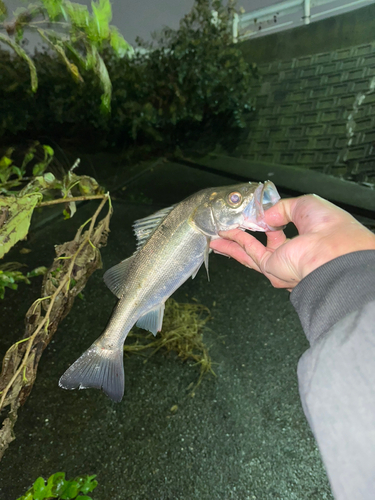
59;343;125;402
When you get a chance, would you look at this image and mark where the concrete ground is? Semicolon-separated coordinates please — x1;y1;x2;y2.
0;161;334;499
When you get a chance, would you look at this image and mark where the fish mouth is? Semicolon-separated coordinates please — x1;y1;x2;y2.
242;181;280;231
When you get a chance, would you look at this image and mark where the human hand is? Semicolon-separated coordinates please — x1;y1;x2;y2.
210;194;375;290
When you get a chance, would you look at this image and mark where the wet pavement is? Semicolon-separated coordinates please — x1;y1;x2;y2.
0;160;334;499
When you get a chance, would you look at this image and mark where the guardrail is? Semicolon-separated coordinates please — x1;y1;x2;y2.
179;152;375;213
233;0;374;42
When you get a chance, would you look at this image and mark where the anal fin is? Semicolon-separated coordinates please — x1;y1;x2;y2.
136;303;165;336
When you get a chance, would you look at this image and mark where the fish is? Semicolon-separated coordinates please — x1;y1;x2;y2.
59;180;280;402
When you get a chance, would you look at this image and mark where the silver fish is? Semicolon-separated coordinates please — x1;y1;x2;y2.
59;181;280;401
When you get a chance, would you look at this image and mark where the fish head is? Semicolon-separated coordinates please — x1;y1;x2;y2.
193;181;280;235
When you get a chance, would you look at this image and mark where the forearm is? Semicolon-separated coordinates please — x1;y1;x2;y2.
290;250;375;499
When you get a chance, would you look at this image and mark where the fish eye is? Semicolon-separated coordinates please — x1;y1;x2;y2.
227;191;242;207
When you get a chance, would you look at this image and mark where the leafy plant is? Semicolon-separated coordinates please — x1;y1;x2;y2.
125;298;214;394
0;262;47;299
0;144;112;460
120;0;257;145
17;472;98;500
0;144;52;190
0;142;104;263
0;0;258;152
0;0;132;111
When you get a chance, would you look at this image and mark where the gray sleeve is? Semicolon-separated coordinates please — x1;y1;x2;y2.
290;250;375;500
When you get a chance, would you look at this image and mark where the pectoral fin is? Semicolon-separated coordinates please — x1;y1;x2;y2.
136;303;165;336
191;260;203;279
204;237;211;282
103;257;134;298
191;239;211;281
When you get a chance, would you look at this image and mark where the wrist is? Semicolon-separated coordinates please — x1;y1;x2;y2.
291;250;375;345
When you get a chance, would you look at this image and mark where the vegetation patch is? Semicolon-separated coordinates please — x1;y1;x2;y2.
0;0;258;154
124;298;214;394
17;472;98;500
0;143;112;460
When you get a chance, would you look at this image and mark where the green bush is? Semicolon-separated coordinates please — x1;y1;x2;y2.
0;0;258;151
17;472;98;500
0;0;132;113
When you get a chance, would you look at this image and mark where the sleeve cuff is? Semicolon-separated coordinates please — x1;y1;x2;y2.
290;250;375;345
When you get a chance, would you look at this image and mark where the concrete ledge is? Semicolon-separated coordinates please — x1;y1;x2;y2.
179;153;375;213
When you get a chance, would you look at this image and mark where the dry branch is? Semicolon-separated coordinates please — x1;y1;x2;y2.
0;194;112;460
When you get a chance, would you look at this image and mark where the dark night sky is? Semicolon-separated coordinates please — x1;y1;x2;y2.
110;0;271;45
5;1;374;47
6;0;274;46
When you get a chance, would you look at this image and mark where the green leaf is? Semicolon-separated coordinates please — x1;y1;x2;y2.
0;0;7;21
16;491;33;500
15;26;24;44
78;176;101;196
37;29;84;83
60;480;79;499
49;472;67;496
21;151;35;170
96;52;112;113
31;142;53;176
84;47;111;112
43;145;54;157
40;0;64;21
85;47;97;71
43;172;56;184
18;472;99;499
64;42;87;68
0;156;12;170
0;193;42;259
33;477;48;500
62;208;70;220
0;34;38;92
65;1;90;29
79;475;98;494
90;0;112;40
26;266;47;278
33;163;47;176
109;28;133;57
11;166;23;179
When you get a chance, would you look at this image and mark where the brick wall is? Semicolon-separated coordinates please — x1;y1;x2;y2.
236;42;375;185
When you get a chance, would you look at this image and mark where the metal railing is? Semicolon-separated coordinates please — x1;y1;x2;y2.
233;0;374;42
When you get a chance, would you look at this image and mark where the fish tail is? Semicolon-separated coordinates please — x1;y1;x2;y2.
59;341;125;402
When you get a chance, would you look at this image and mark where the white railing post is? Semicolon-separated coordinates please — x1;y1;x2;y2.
232;12;239;43
304;0;311;24
211;10;219;26
236;0;371;40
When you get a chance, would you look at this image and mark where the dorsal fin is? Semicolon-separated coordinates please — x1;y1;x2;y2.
133;205;176;250
103;256;134;298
